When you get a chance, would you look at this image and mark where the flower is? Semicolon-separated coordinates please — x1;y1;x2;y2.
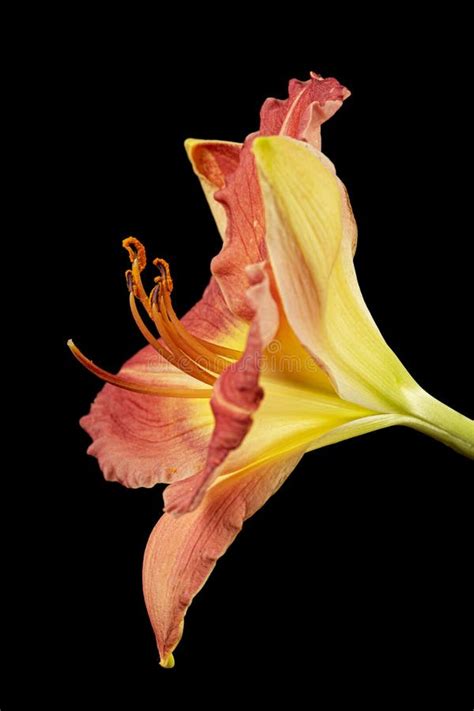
70;73;473;668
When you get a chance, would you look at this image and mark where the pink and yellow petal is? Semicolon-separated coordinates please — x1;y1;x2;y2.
185;74;350;321
220;381;377;477
185;139;241;242
81;278;246;488
181;276;247;350
143;450;304;668
187;137;266;319
81;348;214;488
163;368;378;514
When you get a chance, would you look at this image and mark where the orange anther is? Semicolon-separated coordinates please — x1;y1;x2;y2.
123;237;147;271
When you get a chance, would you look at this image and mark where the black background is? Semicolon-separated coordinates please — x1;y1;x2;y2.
3;18;473;709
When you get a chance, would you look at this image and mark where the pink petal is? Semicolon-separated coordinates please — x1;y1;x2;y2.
188;73;350;319
187;140;241;191
143;449;303;668
260;71;350;149
80;278;244;488
189;138;266;319
210;142;268;319
164;263;279;514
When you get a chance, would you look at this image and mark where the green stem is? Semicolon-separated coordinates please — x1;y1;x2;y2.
405;390;474;459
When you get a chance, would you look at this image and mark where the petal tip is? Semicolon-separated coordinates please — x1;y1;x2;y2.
164;481;203;517
159;652;175;669
184;137;199;158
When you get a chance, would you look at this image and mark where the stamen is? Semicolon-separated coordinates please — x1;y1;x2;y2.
153;265;242;359
71;239;242;399
129;292;216;386
153;257;173;293
194;337;243;360
156;287;232;375
125;269;134;294
152;258;242;370
123;237;151;314
131;258;151;312
123;237;146;271
150;293;219;380
68;340;213;398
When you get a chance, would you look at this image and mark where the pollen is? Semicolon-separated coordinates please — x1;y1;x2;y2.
122;236;146;271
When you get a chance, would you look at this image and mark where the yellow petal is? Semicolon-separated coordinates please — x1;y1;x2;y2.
253;136;417;414
222;379;375;474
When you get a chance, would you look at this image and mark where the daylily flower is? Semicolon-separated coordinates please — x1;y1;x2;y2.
70;72;473;668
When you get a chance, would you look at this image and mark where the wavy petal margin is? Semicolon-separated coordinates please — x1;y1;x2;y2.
186;73;351;319
80;279;245;487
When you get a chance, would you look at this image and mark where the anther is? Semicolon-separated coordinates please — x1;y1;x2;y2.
125;270;134;294
153;258;173;292
150;284;160;307
123;237;147;271
68;339;213;398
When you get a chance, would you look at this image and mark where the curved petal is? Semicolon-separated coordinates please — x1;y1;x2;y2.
185;74;350;320
80;278;246;488
253;136;417;413
164;262;279;514
211;142;269;318
188;137;267;319
306;413;411;453
181;277;246;349
143;450;304;668
260;71;350;149
185;139;241;241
